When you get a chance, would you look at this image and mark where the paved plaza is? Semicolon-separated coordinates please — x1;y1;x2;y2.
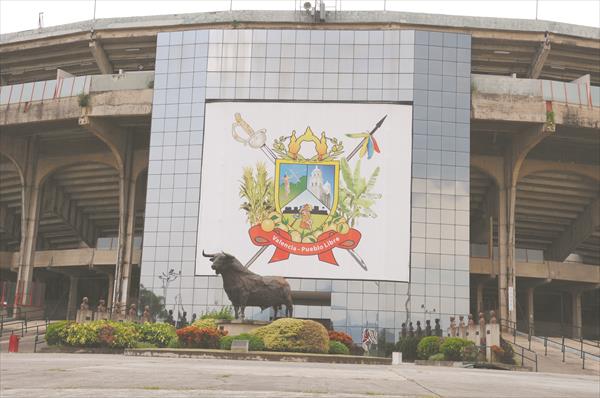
1;353;598;398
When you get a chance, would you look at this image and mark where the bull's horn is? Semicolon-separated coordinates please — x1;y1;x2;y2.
202;250;216;258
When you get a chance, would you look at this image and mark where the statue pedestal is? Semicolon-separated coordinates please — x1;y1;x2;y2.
485;324;500;362
94;312;109;321
216;319;270;336
76;310;93;323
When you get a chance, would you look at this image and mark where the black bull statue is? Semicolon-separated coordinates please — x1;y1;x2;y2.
203;251;293;319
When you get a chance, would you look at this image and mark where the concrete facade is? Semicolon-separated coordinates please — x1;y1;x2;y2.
0;10;598;340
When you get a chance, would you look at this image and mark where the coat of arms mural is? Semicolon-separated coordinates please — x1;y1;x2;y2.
197;102;412;282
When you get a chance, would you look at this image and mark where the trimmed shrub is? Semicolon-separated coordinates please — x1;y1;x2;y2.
440;337;474;361
417;336;442;360
135;342;158;349
138;322;177;347
45;321;69;345
200;306;234;321
219;333;265;351
329;341;350;355
176;326;226;349
55;321;143;349
192;318;218;329
428;353;445;361
461;344;480;362
394;337;421;361
63;321;102;347
499;338;516;364
328;331;353;350
251;318;330;354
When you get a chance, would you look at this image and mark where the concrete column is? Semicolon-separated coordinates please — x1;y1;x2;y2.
497;183;510;327
106;272;115;310
66;276;79;321
572;291;582;339
476;282;485;313
15;137;40;313
114;134;134;311
526;287;535;334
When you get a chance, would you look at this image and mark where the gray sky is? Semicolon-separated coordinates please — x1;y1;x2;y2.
0;0;598;34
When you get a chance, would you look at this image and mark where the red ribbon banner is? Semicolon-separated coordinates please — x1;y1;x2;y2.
248;225;361;265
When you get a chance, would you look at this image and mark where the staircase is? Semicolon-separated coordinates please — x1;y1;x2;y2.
510;332;599;375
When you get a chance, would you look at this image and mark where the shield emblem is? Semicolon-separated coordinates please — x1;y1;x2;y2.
275;159;339;234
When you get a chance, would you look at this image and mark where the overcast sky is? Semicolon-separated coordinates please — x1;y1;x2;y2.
0;0;598;35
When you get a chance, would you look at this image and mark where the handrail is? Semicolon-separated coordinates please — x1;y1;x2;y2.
500;317;600;370
0;307;46;337
506;340;538;372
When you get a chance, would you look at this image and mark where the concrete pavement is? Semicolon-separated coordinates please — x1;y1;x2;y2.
1;353;599;398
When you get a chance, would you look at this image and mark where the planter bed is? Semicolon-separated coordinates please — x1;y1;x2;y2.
125;347;392;365
39;345;124;355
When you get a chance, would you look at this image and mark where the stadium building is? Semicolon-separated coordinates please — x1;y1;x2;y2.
0;8;598;342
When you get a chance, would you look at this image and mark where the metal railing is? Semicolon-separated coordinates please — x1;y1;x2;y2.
501;318;600;370
0;307;47;337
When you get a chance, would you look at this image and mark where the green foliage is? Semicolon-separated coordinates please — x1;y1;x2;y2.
45;321;69;345
176;326;226;349
328;330;353;350
219;333;265;351
77;93;91;107
138;288;167;321
499;337;516;364
338;158;381;227
192;318;218;329
200;306;234;321
135;342;158;349
394;337;421;362
166;337;180;348
138;322;177;347
460;344;480;362
428;353;446;361
417;336;442;360
58;321;140;348
439;337;474;361
328;341;350;355
251;318;330;354
239;162;274;225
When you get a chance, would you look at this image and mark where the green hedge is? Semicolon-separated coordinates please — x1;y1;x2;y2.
417;336;442;360
219;333;265;351
138;322;177;347
251;318;330;354
394;337;421;361
328;341;350;355
439;337;474;361
45;321;69;345
45;321;177;349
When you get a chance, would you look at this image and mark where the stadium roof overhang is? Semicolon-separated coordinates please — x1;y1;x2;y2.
1;10;599;85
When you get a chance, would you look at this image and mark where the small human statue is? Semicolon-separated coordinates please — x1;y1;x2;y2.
141;305;151;323
408;322;415;337
166;309;175;325
97;299;107;313
400;322;407;338
191;313;197;324
489;310;497;324
434;318;442;337
425;319;432;336
478;312;486;328
181;311;188;328
449;316;457;337
458;315;466;337
80;297;90;311
128;303;137;320
416;321;423;338
467;313;475;327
